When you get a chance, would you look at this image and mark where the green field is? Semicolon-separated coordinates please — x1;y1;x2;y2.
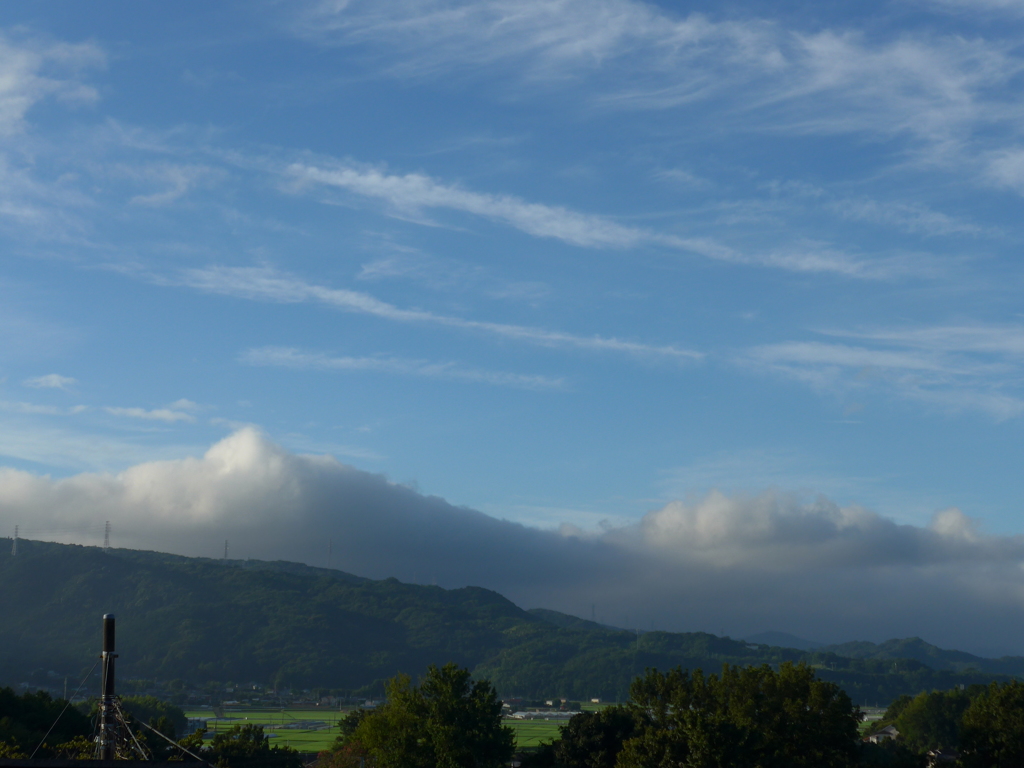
186;708;567;752
505;719;563;748
185;709;347;753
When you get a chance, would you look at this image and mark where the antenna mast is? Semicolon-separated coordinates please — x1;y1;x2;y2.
103;521;110;552
97;614;118;760
11;525;17;557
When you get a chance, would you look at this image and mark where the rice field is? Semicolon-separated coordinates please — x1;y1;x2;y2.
185;708;567;751
184;708;347;753
505;719;563;748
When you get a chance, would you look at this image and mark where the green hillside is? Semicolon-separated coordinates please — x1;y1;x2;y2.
817;637;1024;676
1;539;1019;704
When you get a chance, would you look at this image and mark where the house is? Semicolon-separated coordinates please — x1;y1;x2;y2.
867;725;899;744
926;749;958;766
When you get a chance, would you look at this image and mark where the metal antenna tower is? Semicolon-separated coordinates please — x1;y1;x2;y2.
11;525;17;557
327;538;332;569
103;521;110;552
92;614;154;762
224;539;228;560
97;614;118;760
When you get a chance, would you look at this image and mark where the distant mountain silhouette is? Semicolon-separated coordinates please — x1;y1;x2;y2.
743;631;824;651
2;539;1020;704
817;637;1024;676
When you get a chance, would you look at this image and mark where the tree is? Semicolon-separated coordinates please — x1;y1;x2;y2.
554;706;641;768
318;740;371;768
349;663;514;768
176;727;209;762
883;695;914;725
616;663;860;768
353;674;430;768
959;681;1024;768
0;740;27;759
121;694;189;738
857;739;924;768
209;723;303;768
332;709;369;748
892;689;970;753
0;686;92;758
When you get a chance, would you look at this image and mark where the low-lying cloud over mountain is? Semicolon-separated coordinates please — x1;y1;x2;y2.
2;428;1021;656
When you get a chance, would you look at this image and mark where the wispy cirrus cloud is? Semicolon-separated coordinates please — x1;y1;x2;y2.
241;346;566;390
284;160;903;277
176;265;702;361
124;163;222;207
741;324;1024;419
916;0;1024;14
835;325;1024;356
0;30;104;137
293;0;1024;155
983;148;1024;193
0;399;80;417
827;197;993;238
763;180;994;239
2;397;200;425
103;406;196;423
23;374;77;390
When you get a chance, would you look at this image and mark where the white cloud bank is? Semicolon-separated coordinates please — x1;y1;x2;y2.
2;428;1023;655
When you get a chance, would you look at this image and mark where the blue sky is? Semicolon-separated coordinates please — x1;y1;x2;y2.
3;0;1024;648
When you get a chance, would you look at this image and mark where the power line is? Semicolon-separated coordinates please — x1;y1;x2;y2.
30;658;100;758
132;716;209;764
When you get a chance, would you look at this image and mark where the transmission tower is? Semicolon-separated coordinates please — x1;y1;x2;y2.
224;539;228;560
11;525;17;557
103;521;110;552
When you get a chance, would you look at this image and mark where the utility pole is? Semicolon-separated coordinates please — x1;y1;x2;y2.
11;525;17;557
97;614;117;761
103;521;110;552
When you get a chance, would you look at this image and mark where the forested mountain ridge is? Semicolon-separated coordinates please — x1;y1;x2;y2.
816;637;1024;676
1;539;1019;704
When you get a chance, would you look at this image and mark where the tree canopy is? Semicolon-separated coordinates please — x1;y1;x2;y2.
332;663;514;768
207;723;303;768
0;686;92;758
891;688;971;753
555;663;863;768
959;681;1024;768
552;706;641;768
